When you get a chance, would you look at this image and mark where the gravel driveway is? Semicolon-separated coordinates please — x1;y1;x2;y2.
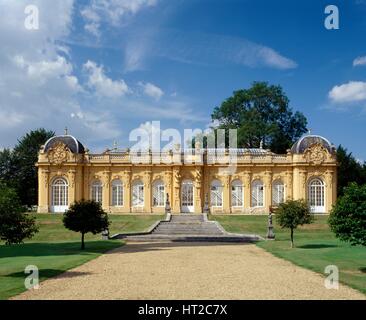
13;242;365;300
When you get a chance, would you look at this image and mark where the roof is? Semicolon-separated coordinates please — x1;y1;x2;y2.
291;135;333;154
44;135;85;154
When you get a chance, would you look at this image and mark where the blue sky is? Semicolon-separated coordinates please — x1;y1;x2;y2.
1;0;366;160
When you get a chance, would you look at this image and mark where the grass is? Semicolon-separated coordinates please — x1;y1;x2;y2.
211;215;366;295
0;214;163;300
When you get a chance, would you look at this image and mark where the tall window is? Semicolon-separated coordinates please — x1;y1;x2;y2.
91;180;103;204
251;180;264;207
211;180;223;207
153;180;165;207
112;180;123;206
51;178;68;207
272;180;285;206
132;180;144;206
231;180;243;207
308;178;325;212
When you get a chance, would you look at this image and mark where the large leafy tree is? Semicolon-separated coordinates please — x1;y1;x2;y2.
63;200;110;250
0;183;38;245
211;82;308;153
11;129;54;206
275;200;314;248
336;145;366;196
329;183;366;246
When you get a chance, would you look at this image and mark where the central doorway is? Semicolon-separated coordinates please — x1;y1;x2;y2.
181;180;194;213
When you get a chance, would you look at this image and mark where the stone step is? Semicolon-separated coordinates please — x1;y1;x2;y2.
124;234;261;243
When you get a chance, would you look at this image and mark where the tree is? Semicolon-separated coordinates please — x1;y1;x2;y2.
336;145;366;196
211;82;308;153
63;200;110;250
0;149;17;187
0;184;38;245
328;183;366;246
12;128;54;206
276;200;314;248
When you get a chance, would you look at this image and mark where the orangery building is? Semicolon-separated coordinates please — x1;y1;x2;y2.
37;134;337;214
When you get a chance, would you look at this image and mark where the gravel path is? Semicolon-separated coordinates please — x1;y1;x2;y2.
14;242;365;300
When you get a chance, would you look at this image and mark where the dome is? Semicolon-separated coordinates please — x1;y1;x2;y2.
44;135;85;154
291;135;334;154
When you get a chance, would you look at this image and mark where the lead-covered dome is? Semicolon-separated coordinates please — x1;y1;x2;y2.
44;135;85;154
291;135;334;154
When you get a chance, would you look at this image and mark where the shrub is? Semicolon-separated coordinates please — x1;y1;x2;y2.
0;184;38;244
63;200;110;250
276;199;314;248
329;183;366;246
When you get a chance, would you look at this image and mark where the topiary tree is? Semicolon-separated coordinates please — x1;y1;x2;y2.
0;184;38;245
63;200;110;250
329;183;366;246
276;199;314;248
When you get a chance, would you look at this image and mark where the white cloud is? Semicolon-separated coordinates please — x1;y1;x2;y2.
81;0;158;36
123;30;297;72
353;56;366;67
83;60;130;97
138;81;164;100
329;81;366;103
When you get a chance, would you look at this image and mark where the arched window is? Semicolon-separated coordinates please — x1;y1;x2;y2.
251;180;264;207
211;180;223;207
272;180;285;206
132;180;144;207
51;178;68;212
153;180;165;207
308;178;325;213
112;180;123;206
231;180;243;207
91;180;103;204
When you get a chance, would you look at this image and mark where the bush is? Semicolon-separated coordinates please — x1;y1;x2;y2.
63;200;110;250
276;199;314;248
329;183;366;246
0;184;38;244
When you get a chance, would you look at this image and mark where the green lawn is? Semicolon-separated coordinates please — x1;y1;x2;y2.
0;214;163;300
211;215;366;295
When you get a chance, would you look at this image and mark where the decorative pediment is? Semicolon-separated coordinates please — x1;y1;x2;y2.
303;143;328;165
47;142;69;165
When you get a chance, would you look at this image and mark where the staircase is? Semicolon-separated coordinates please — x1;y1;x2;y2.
113;214;262;243
152;214;224;235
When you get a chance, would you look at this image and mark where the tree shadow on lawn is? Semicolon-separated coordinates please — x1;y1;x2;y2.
360;267;366;274
0;241;122;258
6;269;93;279
297;244;338;249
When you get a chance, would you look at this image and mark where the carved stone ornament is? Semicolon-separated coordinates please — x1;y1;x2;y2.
48;142;69;165
304;143;328;165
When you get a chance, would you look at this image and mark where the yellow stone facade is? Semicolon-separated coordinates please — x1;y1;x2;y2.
37;135;337;214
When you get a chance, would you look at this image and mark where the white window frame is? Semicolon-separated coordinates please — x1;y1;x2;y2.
308;178;325;213
51;178;68;212
210;180;223;207
153;180;165;207
112;180;123;207
231;180;243;207
272;180;285;207
251;180;264;208
91;180;103;204
132;180;144;207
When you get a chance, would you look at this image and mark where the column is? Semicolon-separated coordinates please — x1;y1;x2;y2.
68;169;76;206
285;170;293;200
102;170;111;211
223;175;231;213
264;170;272;212
194;167;203;213
243;171;251;213
144;170;152;213
38;168;49;213
325;169;335;213
123;170;131;212
172;166;181;213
